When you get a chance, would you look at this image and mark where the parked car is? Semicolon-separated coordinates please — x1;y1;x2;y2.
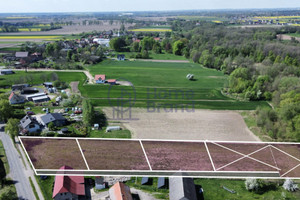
26;111;35;115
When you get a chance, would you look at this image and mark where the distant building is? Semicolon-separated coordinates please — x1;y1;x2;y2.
8;92;25;104
15;52;29;58
95;177;106;190
40;113;67;127
0;69;14;75
11;84;29;91
93;38;110;47
169;176;197;200
117;54;125;61
20;115;41;134
109;182;133;200
43;82;53;88
52;166;85;200
141;177;151;185
95;74;106;84
107;79;116;85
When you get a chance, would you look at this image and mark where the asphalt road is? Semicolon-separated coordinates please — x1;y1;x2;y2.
0;123;35;200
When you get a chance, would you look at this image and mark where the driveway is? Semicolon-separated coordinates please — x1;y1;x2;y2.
0;123;44;200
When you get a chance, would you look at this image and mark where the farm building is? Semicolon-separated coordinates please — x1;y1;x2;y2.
52;166;85;200
8;92;26;104
93;38;110;47
12;84;29;91
95;74;106;84
107;79;116;85
141;177;151;185
109;182;133;200
157;177;168;189
117;54;125;61
95;177;106;190
32;95;50;103
43;82;53;88
0;69;14;75
40;113;67;127
169;176;197;200
20;115;41;134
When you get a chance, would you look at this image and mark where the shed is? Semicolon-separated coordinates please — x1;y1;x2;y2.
106;126;121;132
169;176;197;200
158;177;168;189
95;177;106;190
43;82;53;88
141;177;151;185
32;95;50;103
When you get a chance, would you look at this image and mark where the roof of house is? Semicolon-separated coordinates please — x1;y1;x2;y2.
41;113;66;125
32;95;49;101
169;176;197;200
8;92;15;101
9;92;25;103
141;177;149;185
109;182;133;200
15;52;29;58
20;115;35;129
107;79;116;83
52;166;85;198
95;177;104;185
157;177;166;189
95;74;106;81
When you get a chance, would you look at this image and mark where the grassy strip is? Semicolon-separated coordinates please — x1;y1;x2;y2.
29;177;40;200
36;175;54;200
0;140;9;174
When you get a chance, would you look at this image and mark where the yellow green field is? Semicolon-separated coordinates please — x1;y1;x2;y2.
17;28;42;32
130;28;172;32
253;16;300;19
0;35;62;40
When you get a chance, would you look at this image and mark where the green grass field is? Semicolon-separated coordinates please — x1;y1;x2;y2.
83;60;269;110
114;51;188;60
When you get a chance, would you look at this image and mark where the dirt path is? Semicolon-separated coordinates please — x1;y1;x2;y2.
103;107;260;142
277;34;300;42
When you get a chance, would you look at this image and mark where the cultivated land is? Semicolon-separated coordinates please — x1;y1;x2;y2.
103;108;260;141
19;137;300;178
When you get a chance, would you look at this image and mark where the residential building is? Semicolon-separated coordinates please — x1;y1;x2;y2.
95;74;106;84
8;92;25;104
52;166;85;200
20;115;41;134
109;182;133;200
169;176;197;200
40;113;67;127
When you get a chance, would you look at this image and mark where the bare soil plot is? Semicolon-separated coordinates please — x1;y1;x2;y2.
70;81;80;93
78;139;149;170
142;141;213;171
103;108;259;141
20;138;87;169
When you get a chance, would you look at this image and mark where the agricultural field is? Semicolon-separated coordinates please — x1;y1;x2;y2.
0;35;63;42
83;60;269;110
116;51;188;60
130;28;172;32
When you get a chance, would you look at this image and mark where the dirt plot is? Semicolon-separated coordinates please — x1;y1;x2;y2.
70;81;80;93
142;141;213;171
21;138;87;170
103;108;260;141
78;139;149;170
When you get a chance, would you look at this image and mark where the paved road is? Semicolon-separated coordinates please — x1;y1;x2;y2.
0;123;43;200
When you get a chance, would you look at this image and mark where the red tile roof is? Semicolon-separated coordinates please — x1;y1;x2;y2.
8;92;15;100
154;37;160;41
52;166;85;198
95;74;106;81
107;79;116;83
109;182;132;200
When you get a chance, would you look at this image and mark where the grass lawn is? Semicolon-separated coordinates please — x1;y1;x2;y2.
195;178;300;200
0;140;9;176
36;175;54;200
113;51;187;60
89;129;131;138
287;33;300;38
82;60;269;110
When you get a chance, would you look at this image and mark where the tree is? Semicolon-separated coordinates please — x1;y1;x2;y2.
5;118;19;142
173;40;185;55
140;37;155;51
82;99;95;126
109;37;126;52
131;42;140;52
0;100;13;122
0;186;18;200
48;122;55;131
51;72;59;81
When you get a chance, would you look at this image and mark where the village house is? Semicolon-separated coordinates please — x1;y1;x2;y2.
117;54;125;61
95;177;106;190
19;115;41;134
95;74;106;84
109;182;133;200
52;166;85;200
169;176;197;200
8;92;26;104
40;113;67;127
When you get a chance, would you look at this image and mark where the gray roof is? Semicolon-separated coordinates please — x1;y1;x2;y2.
15;52;29;58
41;113;66;125
169;176;197;200
20;115;35;129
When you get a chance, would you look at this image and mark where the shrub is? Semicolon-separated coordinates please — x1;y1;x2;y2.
283;179;298;192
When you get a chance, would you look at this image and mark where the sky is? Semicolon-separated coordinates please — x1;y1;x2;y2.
1;0;300;13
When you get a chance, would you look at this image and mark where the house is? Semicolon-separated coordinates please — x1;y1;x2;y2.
157;177;168;189
43;82;53;88
93;38;110;47
169;176;197;200
0;69;14;75
95;74;106;84
117;54;125;61
107;79;116;85
109;182;133;200
12;84;29;91
15;52;29;58
20;115;41;134
9;92;26;104
40;113;67;127
30;52;43;62
52;166;85;200
95;177;106;190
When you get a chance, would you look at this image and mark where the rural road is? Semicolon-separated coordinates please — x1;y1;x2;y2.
0;123;44;200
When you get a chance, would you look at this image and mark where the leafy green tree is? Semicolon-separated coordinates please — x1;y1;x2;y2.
0;100;13;122
131;42;140;52
0;186;18;200
82;99;95;126
48;122;55;131
109;37;126;52
173;40;185;55
5;118;19;142
140;37;155;51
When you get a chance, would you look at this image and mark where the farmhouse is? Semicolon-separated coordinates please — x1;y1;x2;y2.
15;51;29;58
0;69;14;75
20;115;41;134
169;176;197;200
52;166;85;200
117;54;125;61
40;113;67;127
8;92;26;104
109;182;133;200
12;84;29;91
95;74;106;84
